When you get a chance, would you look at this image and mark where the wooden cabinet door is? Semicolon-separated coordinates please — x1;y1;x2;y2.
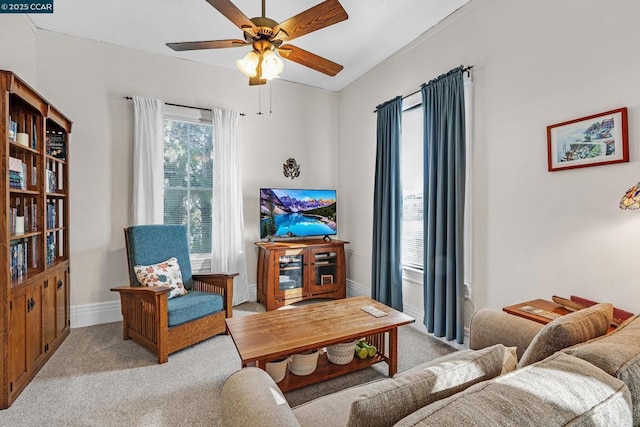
43;265;70;353
9;281;44;396
28;282;44;369
43;271;57;354
56;266;70;338
9;287;29;394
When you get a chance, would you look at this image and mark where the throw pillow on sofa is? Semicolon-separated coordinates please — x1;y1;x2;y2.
346;344;517;427
563;315;640;426
518;302;613;367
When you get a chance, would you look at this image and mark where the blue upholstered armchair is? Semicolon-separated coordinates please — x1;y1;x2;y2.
111;225;236;363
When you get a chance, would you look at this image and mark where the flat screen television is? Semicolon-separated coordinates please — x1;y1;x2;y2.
260;188;337;239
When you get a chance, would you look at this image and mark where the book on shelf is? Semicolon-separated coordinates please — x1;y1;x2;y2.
31;236;38;268
9;157;25;190
46;201;57;229
10;241;28;279
46;169;57;193
32;121;37;149
46;131;66;160
8;115;17;141
31;202;38;231
15;216;25;234
46;233;56;265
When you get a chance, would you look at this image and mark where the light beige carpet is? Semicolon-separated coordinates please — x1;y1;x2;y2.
0;302;455;426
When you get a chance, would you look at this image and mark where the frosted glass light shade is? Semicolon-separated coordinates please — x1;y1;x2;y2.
620;181;640;210
236;51;259;77
261;50;284;80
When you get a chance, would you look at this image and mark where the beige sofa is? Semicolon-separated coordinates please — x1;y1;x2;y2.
221;303;639;426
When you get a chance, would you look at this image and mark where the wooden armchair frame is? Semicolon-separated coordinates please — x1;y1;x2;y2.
111;273;235;364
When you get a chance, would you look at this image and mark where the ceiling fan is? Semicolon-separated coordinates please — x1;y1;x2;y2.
166;0;348;85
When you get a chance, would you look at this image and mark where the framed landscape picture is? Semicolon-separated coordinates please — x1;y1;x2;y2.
547;107;628;171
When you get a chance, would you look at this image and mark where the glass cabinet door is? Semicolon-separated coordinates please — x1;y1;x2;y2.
276;249;304;298
309;249;341;294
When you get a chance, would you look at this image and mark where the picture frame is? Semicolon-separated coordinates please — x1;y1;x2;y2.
547;107;628;171
321;274;334;285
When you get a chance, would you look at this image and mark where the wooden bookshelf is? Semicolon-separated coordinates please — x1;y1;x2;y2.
0;71;72;409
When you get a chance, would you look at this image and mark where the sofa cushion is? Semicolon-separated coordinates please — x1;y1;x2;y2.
293;380;385;427
342;344;516;427
518;302;613;367
167;290;223;327
563;315;640;425
395;352;633;427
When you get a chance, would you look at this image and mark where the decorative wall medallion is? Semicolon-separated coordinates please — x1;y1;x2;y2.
283;158;301;179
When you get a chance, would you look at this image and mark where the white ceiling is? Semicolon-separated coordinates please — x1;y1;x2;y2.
29;0;470;92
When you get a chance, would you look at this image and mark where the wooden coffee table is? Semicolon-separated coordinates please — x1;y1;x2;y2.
225;296;415;392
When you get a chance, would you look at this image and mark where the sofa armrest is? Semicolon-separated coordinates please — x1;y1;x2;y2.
222;368;300;427
469;308;544;360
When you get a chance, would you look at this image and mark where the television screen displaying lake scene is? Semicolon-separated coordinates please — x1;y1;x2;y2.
260;188;337;239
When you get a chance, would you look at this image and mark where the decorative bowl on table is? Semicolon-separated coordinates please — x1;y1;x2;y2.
288;350;319;375
326;340;358;365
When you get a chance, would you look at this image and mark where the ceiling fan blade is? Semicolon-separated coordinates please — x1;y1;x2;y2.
166;39;249;51
205;0;257;33
278;44;343;76
273;0;348;42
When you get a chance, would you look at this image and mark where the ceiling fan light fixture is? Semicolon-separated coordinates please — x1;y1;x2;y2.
236;50;260;77
261;49;284;80
167;0;348;86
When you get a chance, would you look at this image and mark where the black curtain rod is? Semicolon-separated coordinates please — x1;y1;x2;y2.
123;96;245;116
373;65;473;113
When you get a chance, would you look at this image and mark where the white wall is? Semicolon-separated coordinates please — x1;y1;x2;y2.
0;23;339;319
339;0;640;321
0;16;37;83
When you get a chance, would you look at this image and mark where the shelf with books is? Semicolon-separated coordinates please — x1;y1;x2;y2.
45;156;66;195
9;235;42;287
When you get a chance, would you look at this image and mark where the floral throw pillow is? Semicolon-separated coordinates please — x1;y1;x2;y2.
133;257;187;299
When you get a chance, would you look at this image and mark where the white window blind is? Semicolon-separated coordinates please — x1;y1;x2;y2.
163;106;214;255
401;99;424;271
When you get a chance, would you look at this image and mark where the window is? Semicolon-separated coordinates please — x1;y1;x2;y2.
401;95;424;274
163;111;213;255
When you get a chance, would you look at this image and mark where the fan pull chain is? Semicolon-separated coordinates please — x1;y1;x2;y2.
257;84;263;116
269;82;273;118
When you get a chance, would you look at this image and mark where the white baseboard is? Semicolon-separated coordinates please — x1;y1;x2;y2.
71;301;122;328
248;283;257;302
347;278;370;297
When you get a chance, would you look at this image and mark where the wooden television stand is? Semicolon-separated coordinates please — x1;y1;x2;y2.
256;239;348;311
